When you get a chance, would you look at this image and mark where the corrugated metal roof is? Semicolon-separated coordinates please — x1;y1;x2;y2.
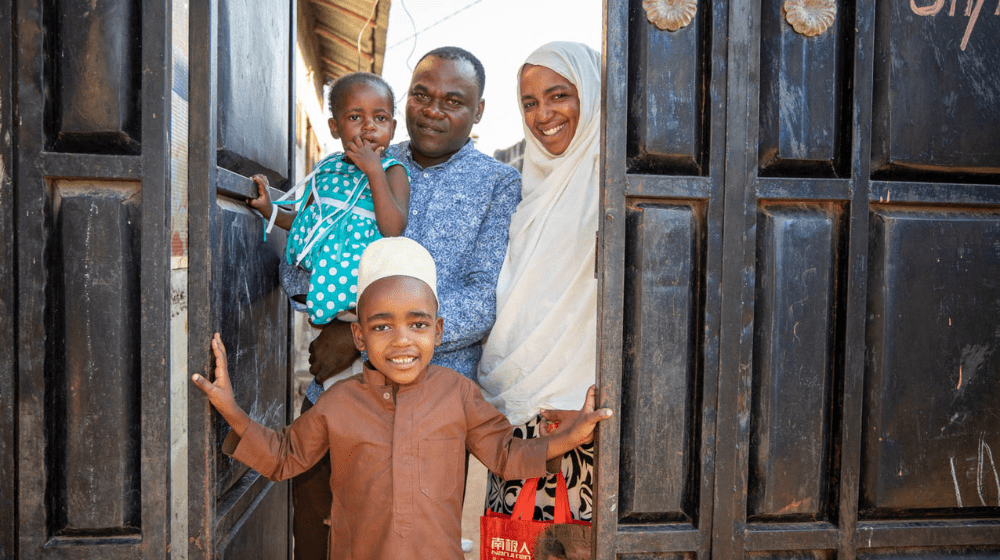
300;0;391;82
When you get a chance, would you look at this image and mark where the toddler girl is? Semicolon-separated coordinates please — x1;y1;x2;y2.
249;72;410;324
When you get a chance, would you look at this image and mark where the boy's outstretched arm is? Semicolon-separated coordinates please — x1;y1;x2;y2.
191;333;252;438
542;385;613;460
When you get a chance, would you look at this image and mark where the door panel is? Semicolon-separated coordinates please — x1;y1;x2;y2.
864;209;1000;514
215;479;289;560
55;181;143;535
627;0;710;174
621;203;703;522
758;0;850;176
750;203;844;522
52;1;141;153
216;0;291;180
210;202;289;500
871;0;1000;177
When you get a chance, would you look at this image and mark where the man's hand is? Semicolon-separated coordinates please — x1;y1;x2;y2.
247;174;274;220
192;333;251;437
309;321;362;383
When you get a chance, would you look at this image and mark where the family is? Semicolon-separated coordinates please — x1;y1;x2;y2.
191;41;606;560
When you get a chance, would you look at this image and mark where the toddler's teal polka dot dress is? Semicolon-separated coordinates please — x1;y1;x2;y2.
285;152;405;325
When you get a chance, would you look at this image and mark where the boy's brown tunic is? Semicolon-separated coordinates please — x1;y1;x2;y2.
224;363;548;560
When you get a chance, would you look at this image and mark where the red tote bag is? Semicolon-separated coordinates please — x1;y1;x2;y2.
480;473;591;560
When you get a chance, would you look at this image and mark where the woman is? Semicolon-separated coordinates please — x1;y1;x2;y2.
478;41;602;522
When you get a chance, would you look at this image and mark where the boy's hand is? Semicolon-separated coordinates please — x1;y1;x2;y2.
538;409;572;437
543;385;613;461
247;174;274;220
344;136;384;177
191;333;251;436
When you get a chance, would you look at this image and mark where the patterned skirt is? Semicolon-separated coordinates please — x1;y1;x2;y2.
485;414;595;521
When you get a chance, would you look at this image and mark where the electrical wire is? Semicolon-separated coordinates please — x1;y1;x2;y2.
357;0;381;71
386;0;486;51
397;0;419;72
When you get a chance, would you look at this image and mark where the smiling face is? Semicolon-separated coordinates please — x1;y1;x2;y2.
519;64;581;156
351;275;443;386
404;56;484;168
328;81;397;152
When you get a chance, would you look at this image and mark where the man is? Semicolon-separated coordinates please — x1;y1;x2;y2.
289;47;521;559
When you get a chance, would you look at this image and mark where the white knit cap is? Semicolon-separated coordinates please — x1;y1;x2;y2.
357;237;438;302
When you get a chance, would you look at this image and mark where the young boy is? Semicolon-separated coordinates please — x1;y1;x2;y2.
191;237;612;560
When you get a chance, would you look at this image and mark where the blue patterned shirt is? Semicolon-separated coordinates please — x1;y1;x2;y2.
299;139;521;402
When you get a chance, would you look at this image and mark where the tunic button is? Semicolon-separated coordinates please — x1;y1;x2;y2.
383;392;390;400
412;210;418;215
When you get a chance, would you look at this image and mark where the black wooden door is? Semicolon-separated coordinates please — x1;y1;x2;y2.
3;0;294;557
187;0;295;558
597;0;1000;558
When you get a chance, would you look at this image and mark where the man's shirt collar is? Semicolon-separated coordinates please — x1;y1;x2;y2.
397;138;475;172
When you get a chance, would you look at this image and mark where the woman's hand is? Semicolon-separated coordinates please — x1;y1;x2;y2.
191;333;251;437
543;385;612;460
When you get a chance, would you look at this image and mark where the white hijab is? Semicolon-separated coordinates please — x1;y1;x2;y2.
478;42;601;424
